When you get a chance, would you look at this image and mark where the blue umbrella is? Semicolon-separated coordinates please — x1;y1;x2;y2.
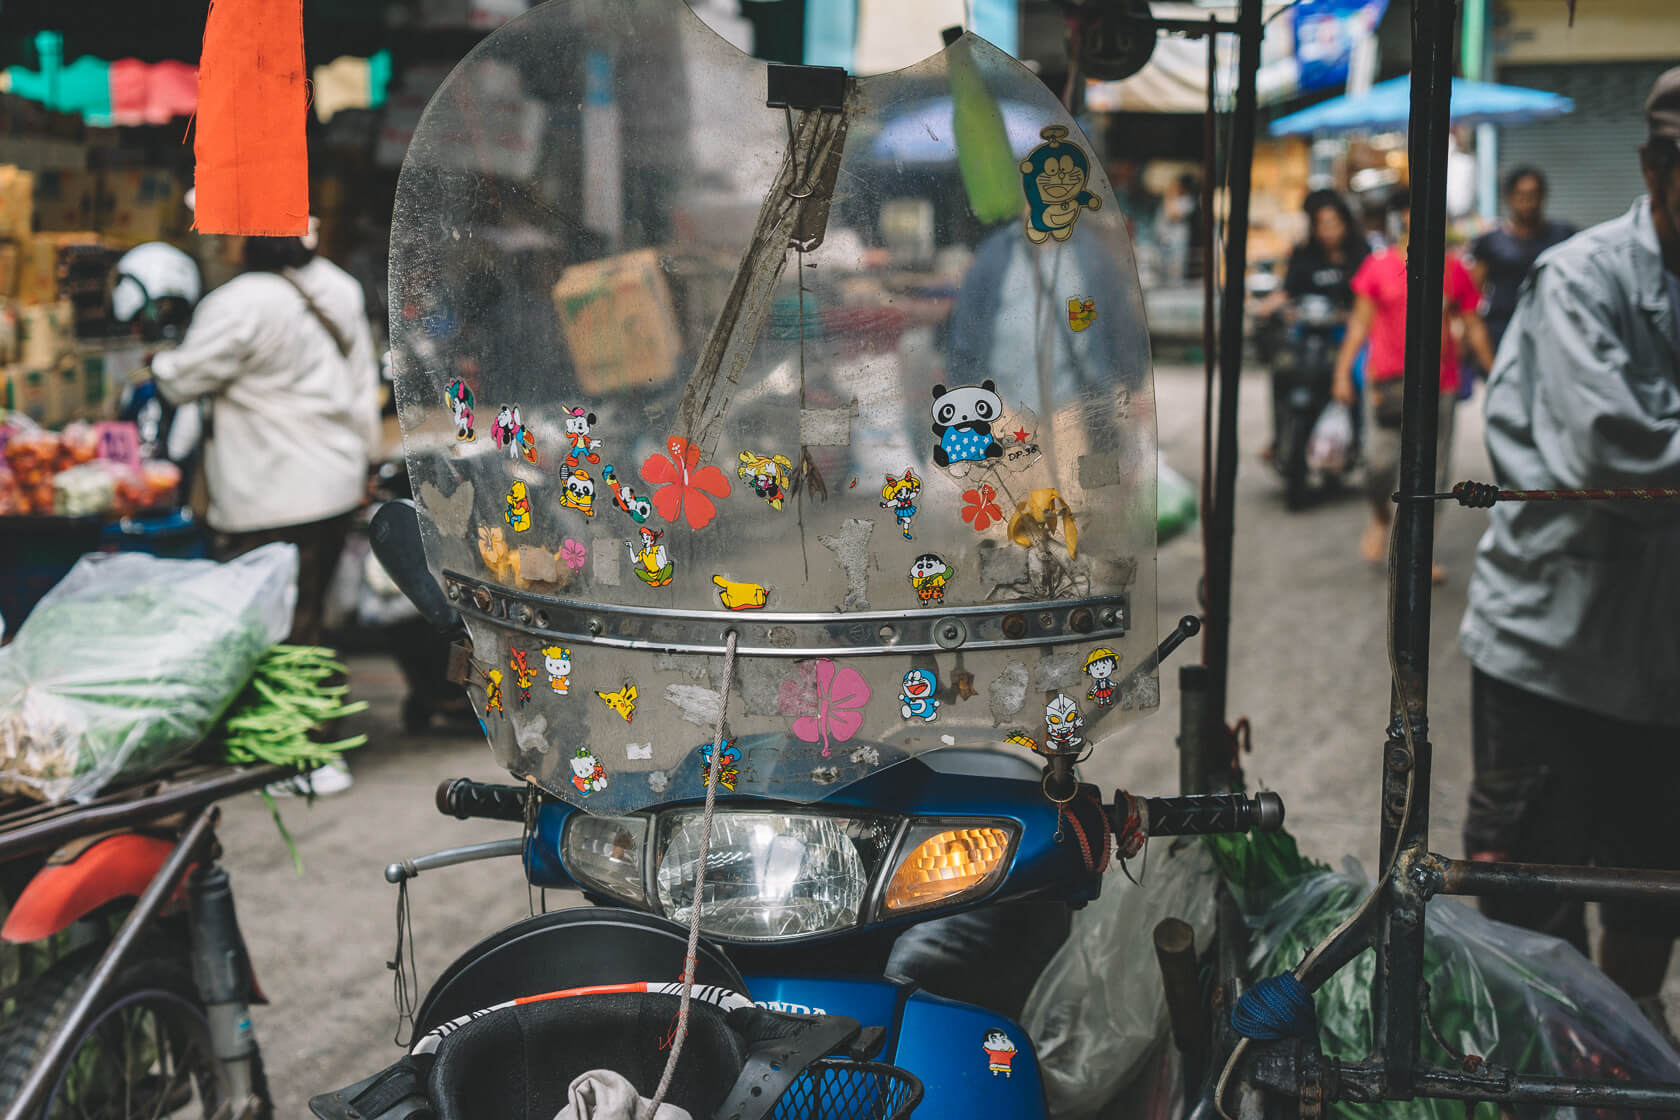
1269;75;1574;136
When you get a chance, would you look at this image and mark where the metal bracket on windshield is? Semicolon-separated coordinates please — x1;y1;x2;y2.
442;569;1128;658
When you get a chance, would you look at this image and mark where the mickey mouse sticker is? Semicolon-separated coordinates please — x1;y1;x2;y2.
1020;125;1100;245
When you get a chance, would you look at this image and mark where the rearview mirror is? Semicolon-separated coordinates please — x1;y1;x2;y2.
370;499;461;634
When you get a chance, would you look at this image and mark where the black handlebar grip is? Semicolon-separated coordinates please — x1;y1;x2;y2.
435;778;530;821
1139;792;1285;837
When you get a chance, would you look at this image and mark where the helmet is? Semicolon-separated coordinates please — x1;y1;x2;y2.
111;242;202;339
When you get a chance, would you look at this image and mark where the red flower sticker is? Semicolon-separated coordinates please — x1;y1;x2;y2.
961;483;1004;531
640;436;733;530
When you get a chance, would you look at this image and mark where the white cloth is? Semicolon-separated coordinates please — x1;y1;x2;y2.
152;256;379;532
553;1070;692;1120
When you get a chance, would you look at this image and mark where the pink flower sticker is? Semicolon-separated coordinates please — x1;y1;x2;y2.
640;436;733;530
777;659;871;757
561;538;587;570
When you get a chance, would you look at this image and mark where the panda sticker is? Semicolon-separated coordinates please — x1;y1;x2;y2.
931;380;1005;469
559;469;597;517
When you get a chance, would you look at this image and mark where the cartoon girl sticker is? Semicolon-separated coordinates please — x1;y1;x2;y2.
700;739;741;791
899;668;940;722
541;646;572;694
563;407;602;467
444;378;475;441
509;649;537;707
737;450;794;510
569;747;608;795
504;481;533;532
1020;125;1101;245
908;554;952;605
879;469;922;540
1084;648;1120;709
627;527;674;587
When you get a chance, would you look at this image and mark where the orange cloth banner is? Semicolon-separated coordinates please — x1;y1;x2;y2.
192;0;308;235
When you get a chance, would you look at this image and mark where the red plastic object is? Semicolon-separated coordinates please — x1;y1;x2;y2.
2;833;186;943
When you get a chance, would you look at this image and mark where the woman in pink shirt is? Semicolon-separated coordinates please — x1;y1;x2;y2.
1332;190;1495;579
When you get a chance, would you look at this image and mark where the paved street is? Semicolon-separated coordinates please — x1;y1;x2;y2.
218;362;1515;1115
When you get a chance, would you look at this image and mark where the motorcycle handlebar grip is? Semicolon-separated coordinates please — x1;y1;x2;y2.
1139;792;1285;837
436;777;530;821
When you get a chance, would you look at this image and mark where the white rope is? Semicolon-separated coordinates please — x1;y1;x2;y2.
642;629;739;1119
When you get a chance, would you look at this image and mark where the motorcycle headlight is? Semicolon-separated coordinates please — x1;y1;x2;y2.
881;820;1017;916
654;811;893;941
562;813;649;906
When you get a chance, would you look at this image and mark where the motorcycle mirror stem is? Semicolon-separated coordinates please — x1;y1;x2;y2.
370;499;464;635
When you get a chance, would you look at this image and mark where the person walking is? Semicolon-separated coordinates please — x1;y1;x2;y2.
1458;69;1680;1030
1469;167;1575;356
1330;189;1496;579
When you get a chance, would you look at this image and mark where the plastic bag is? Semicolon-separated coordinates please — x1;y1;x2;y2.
1157;452;1199;545
1249;860;1680;1120
1021;837;1222;1118
1307;402;1354;475
0;544;298;802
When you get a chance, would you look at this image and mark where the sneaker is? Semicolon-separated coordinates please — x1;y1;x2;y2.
266;761;354;798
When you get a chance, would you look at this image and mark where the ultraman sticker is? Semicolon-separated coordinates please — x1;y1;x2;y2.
1084;648;1120;709
899;669;940;723
909;554;953;606
1020;125;1100;245
542;646;572;695
1044;694;1084;753
569;747;608;795
737;450;794;511
879;468;922;540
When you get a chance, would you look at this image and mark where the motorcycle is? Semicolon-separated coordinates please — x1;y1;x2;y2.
1266;294;1353;510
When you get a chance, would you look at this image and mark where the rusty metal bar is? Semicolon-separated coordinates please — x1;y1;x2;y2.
1155;917;1210;1068
1432;858;1680;904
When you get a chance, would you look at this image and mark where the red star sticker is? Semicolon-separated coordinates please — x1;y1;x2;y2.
1012;427;1030;444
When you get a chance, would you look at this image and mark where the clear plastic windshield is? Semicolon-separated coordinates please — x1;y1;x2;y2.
388;0;1158;813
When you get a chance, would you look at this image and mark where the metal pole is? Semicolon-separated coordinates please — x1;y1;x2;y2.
1374;0;1458;1094
1434;858;1680;904
1201;0;1264;755
2;806;220;1120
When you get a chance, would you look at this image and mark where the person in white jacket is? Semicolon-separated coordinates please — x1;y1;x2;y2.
152;231;380;647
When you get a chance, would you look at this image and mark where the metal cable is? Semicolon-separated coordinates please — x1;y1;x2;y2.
642;629;739;1119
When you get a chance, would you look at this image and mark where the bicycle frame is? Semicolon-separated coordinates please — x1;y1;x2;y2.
0;763;284;1120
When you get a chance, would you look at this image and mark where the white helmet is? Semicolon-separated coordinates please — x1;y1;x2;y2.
111;242;202;324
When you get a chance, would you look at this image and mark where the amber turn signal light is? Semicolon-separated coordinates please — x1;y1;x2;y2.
882;824;1014;913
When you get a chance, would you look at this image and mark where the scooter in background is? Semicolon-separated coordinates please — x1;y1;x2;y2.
1267;294;1353;510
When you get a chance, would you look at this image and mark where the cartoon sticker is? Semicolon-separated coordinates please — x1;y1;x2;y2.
961;483;1005;532
879;469;922;540
1009;488;1078;558
504;481;533;532
569;747;608;795
909;554;953;606
1044;694;1084;753
478;525;513;581
561;538;588;571
484;668;505;716
509;650;536;707
1020;125;1100;245
999;405;1044;474
778;660;871;758
542;646;572;694
559;469;597;518
596;683;638;723
641;436;732;531
737;450;794;511
563;407;602;467
931;380;1004;470
603;465;652;523
1004;730;1039;751
627;527;674;587
1084;648;1120;709
899;669;940;723
983;1029;1018;1078
1067;296;1097;332
492;404;538;463
445;378;475;442
700;739;741;791
713;575;769;611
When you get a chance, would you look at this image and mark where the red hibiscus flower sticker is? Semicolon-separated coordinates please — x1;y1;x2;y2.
641;436;733;530
777;659;872;757
961;483;1004;531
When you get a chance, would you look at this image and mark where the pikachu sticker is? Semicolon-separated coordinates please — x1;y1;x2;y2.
596;683;638;724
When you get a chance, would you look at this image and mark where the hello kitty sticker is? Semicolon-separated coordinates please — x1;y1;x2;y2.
569;747;608;795
542;646;572;694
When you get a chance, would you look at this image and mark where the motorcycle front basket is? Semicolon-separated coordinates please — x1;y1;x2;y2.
767;1058;923;1120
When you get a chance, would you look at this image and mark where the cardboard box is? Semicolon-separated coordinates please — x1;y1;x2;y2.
551;248;683;396
71;344;107;418
99;169;184;245
6;364;49;423
16;232;97;305
0;242;17;298
0;303;16;365
32;169;99;232
17;301;75;370
42;355;80;426
0;166;33;241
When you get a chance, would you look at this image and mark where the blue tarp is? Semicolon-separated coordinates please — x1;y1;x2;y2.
1270;74;1573;136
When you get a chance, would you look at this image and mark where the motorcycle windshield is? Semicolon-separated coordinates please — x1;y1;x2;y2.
389;0;1158;814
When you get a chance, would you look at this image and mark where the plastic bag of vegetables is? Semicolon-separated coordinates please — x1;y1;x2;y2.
0;543;298;802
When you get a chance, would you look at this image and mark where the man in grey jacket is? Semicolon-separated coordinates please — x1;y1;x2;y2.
1459;69;1680;1017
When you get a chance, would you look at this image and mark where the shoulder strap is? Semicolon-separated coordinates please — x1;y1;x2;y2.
277;269;354;359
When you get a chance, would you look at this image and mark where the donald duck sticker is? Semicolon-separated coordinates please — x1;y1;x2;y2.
1020;125;1100;245
627;527;674;587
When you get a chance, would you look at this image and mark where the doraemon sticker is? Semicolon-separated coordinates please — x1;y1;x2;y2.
484;668;505;716
1044;694;1084;753
713;575;769;611
509;649;537;707
899;669;940;722
559;469;597;518
491;404;538;463
700;739;741;791
909;554;953;606
879;469;922;540
1020;125;1100;245
1067;296;1097;332
983;1029;1018;1078
627;527;674;587
569;747;608;795
541;646;572;694
504;481;533;532
737;450;794;511
1084;648;1120;709
444;378;475;442
563;407;602;467
603;465;651;523
931;380;1003;472
596;683;638;723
